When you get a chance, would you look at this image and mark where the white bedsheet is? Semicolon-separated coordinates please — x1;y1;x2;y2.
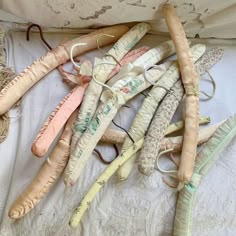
0;29;236;236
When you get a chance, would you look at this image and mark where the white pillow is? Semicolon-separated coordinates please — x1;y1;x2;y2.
1;0;236;38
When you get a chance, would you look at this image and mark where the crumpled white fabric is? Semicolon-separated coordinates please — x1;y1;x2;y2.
1;28;236;236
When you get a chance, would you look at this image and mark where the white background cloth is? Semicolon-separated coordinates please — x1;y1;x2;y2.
0;29;236;236
1;0;236;38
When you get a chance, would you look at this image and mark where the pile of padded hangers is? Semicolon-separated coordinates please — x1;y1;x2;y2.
1;4;235;236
